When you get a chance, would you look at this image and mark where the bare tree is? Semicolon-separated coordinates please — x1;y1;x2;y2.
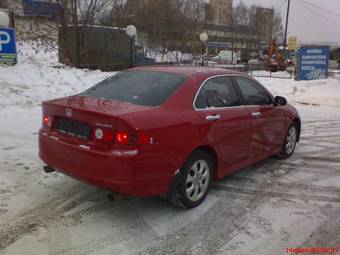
99;0;128;27
232;1;253;59
272;11;284;44
126;0;202;63
54;0;109;67
233;1;250;26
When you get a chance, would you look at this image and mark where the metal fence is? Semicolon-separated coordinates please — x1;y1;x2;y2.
164;62;339;80
207;63;295;79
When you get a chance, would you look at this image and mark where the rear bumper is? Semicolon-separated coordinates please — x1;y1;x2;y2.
39;129;177;196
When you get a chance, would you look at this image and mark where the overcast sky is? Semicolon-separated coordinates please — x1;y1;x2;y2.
234;0;340;46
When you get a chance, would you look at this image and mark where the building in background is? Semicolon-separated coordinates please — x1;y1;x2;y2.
0;0;8;9
205;0;233;26
124;0;260;59
255;7;274;44
203;0;261;58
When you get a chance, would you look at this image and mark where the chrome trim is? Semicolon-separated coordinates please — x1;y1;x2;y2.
96;123;112;128
206;114;221;121
111;149;138;157
251;112;262;118
194;105;245;111
79;144;90;150
49;135;60;141
192;73;275;111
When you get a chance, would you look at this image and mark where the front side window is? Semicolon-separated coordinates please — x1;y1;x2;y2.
81;71;185;107
234;77;272;106
195;76;239;109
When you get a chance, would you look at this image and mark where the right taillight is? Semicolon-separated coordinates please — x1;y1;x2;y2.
115;131;156;145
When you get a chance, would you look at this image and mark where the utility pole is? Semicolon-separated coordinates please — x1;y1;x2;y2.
283;0;291;61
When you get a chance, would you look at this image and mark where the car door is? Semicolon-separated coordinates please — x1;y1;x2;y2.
232;76;287;158
194;76;252;176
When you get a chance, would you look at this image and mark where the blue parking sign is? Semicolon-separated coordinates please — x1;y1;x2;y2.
0;28;17;65
297;46;329;80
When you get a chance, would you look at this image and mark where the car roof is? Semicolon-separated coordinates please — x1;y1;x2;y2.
132;66;242;77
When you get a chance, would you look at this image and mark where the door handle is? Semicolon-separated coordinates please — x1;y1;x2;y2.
251;112;262;118
206;114;221;121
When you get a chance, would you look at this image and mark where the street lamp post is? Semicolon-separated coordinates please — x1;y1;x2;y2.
0;11;10;28
126;25;137;68
199;32;208;67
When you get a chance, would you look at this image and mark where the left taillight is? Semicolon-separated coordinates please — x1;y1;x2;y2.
43;115;52;128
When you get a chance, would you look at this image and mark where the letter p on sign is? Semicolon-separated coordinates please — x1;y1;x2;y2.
0;30;10;51
0;28;17;65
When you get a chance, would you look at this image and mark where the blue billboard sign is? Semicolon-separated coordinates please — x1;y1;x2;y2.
0;28;17;65
297;46;329;80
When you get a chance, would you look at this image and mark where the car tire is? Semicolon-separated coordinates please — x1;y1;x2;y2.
278;123;298;159
168;151;214;209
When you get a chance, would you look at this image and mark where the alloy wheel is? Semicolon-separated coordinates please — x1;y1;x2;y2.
285;126;297;155
185;160;210;202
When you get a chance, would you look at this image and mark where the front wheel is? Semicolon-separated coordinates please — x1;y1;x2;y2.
168;151;214;209
278;123;298;159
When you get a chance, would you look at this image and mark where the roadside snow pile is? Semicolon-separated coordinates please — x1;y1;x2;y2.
152;50;193;64
257;75;340;107
0;41;112;109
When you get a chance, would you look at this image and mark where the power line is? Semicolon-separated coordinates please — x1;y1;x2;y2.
299;0;340;17
283;0;290;60
296;0;340;26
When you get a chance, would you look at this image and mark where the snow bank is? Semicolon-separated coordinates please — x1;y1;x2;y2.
257;75;340;107
0;41;113;109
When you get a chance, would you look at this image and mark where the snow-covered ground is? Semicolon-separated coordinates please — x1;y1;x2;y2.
0;41;112;109
1;42;340;255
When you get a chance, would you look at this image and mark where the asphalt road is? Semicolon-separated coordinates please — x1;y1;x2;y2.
1;114;340;255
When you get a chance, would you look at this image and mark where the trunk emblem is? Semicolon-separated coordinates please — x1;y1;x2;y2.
66;108;73;117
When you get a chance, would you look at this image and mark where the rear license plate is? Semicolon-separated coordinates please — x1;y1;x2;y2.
56;117;91;140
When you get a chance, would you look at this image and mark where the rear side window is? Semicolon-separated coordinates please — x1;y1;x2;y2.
234;77;272;105
81;71;185;106
195;76;239;109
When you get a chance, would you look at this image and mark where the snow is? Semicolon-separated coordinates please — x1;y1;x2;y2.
0;41;112;109
258;75;340;107
1;41;340;255
152;50;193;64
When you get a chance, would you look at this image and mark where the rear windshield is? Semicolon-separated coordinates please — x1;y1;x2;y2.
81;70;185;106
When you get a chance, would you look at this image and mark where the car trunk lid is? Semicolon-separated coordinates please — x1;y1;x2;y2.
42;96;153;150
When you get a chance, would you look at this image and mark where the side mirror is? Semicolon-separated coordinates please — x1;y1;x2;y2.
274;96;287;106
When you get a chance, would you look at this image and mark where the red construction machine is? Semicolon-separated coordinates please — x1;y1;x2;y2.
265;39;286;72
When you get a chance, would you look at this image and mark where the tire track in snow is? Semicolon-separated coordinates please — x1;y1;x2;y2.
0;184;98;251
133;161;286;255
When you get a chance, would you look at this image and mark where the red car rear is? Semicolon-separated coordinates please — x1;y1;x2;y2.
39;67;301;208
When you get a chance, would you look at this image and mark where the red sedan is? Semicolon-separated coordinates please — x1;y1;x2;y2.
39;67;300;208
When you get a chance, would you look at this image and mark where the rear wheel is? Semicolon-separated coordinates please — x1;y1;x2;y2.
278;123;298;159
168;151;214;209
